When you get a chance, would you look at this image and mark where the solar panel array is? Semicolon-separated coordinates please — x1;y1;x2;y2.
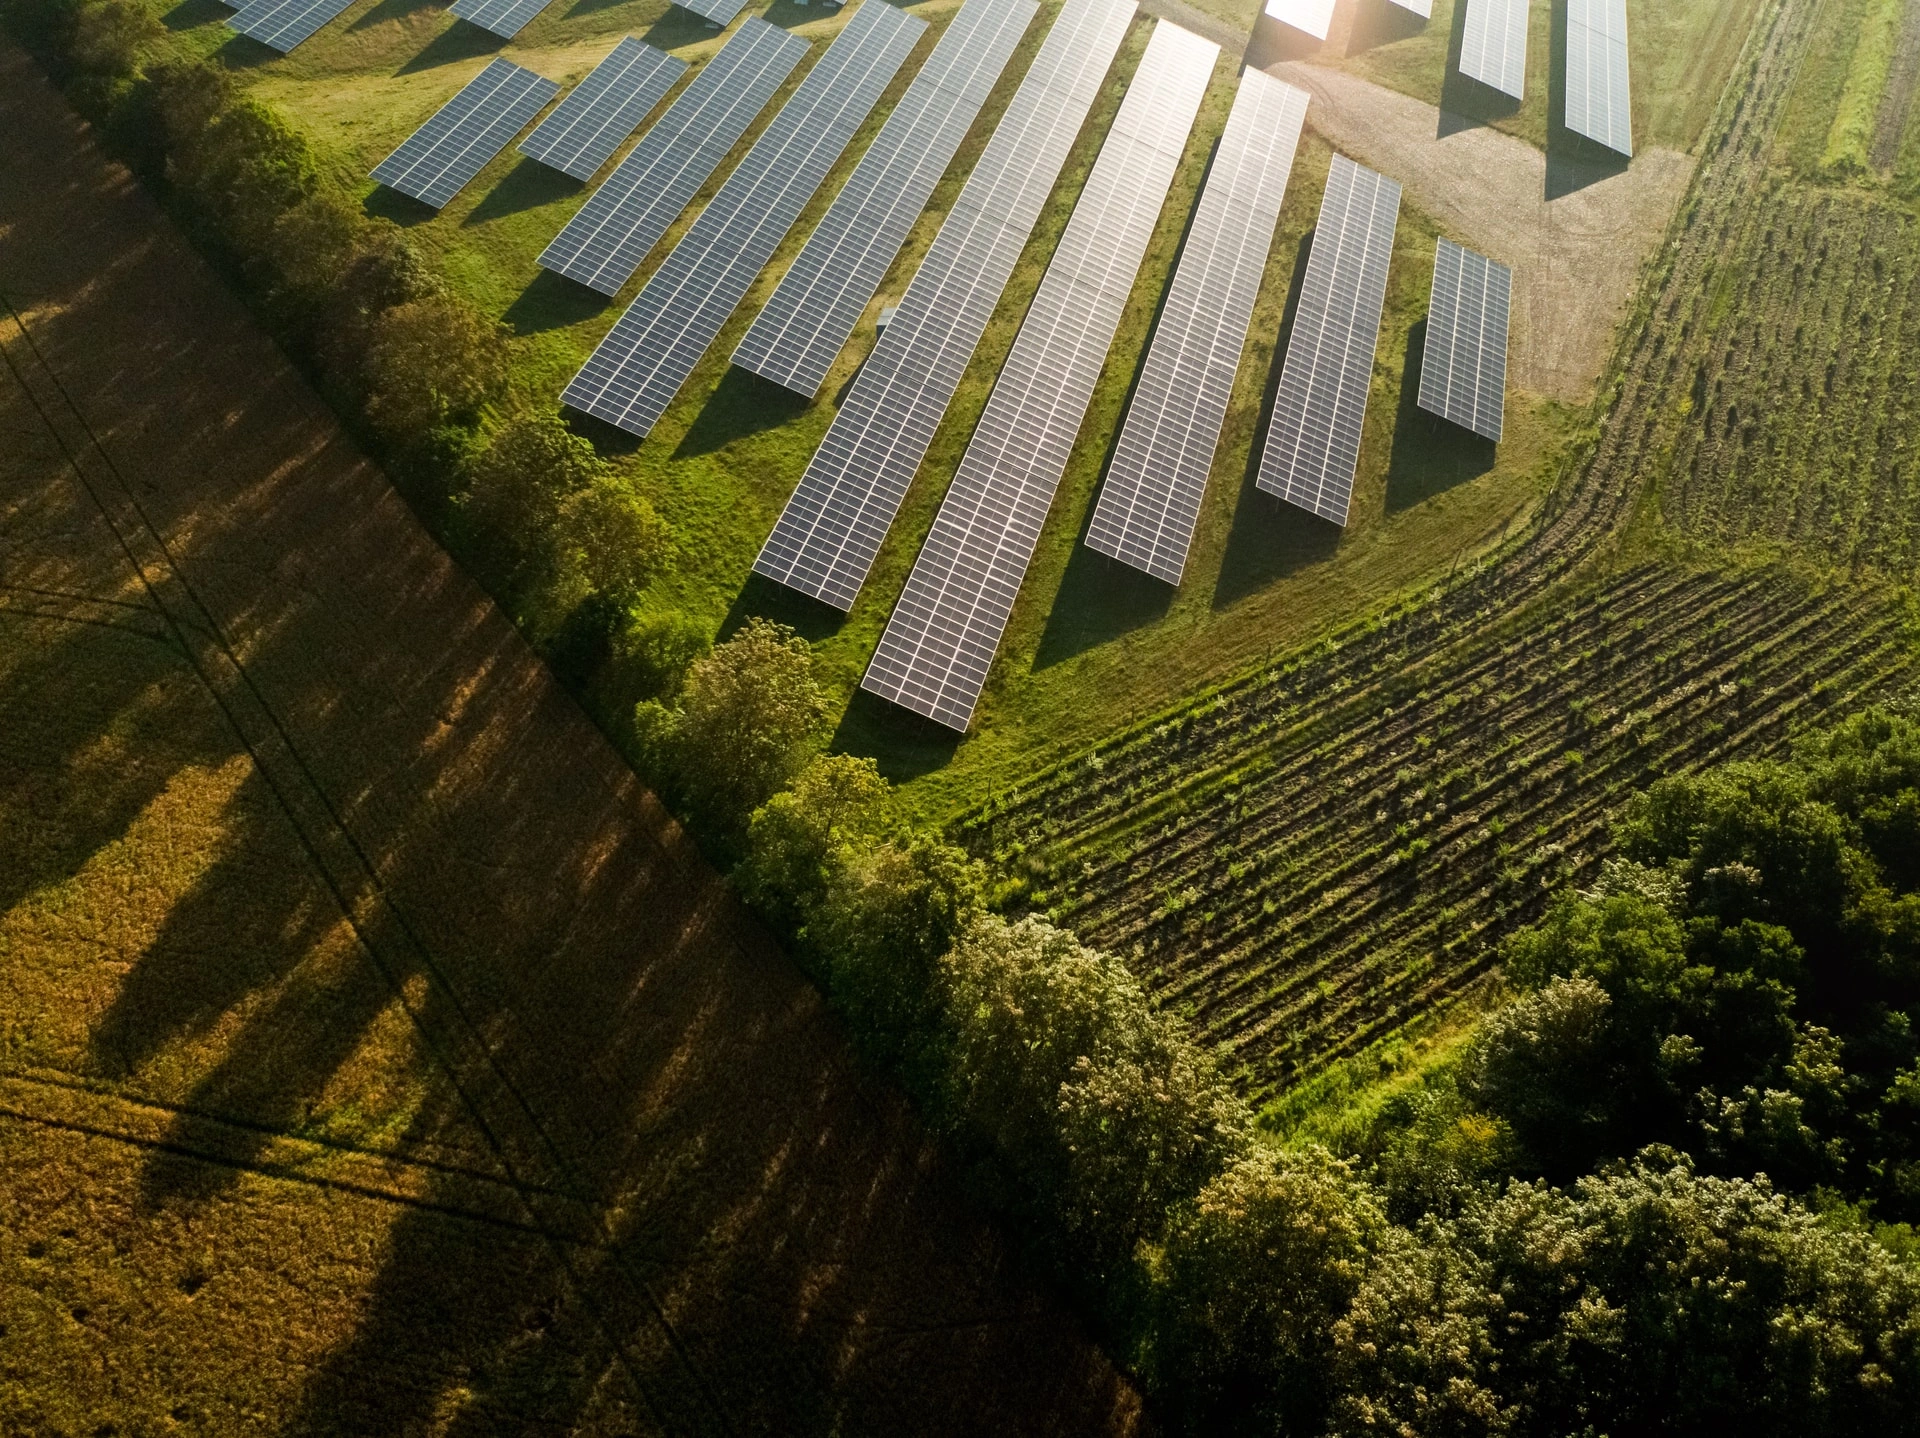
1564;0;1633;156
1254;154;1400;527
539;19;808;295
1458;0;1528;100
1418;238;1510;443
751;0;1138;612
1261;0;1333;40
1387;0;1432;16
1085;69;1308;586
370;60;561;209
449;0;552;40
519;38;687;180
562;0;926;438
226;0;355;52
732;0;1038;398
677;0;750;26
862;21;1217;732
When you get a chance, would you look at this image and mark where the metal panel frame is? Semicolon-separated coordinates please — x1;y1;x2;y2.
749;0;1138;612
538;18;809;295
369;60;562;210
561;0;926;438
449;0;553;40
732;0;1038;398
861;21;1218;732
1253;153;1400;528
1564;0;1633;156
677;0;751;25
518;38;688;180
227;0;355;52
1084;69;1308;585
1417;237;1510;443
1458;0;1528;100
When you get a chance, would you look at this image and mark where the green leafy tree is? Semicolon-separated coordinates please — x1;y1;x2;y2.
552;475;671;610
736;753;894;934
68;0;158;77
361;295;507;444
640;618;826;836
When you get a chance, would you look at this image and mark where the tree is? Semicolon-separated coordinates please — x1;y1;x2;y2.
68;0;159;77
552;475;671;609
642;618;826;836
464;409;610;595
1156;1145;1386;1435
361;295;507;444
736;753;894;934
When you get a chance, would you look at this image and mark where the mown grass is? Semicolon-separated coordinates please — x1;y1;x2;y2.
1329;0;1762;156
1819;0;1904;174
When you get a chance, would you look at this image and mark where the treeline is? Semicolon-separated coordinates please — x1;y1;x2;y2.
11;4;1920;1432
7;0;682;711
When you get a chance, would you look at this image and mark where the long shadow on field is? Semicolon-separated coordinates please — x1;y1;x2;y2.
161;0;227;31
466;159;582;226
1384;319;1498;512
2;60;1146;1438
503;269;610;335
1212;229;1341;609
1543;0;1630;199
722;571;848;646
833;685;965;782
1244;11;1330;67
1436;0;1522;139
676;366;813;457
1345;0;1427;55
398;19;507;74
350;0;438;29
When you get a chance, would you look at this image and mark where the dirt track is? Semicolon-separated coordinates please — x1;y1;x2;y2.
0;42;1142;1436
1261;59;1694;402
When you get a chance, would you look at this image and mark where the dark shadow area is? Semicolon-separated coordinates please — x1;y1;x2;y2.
397;19;506;75
1243;10;1328;68
1543;0;1631;198
1383;319;1498;512
1346;0;1428;54
1033;549;1173;669
161;0;228;31
674;365;813;458
564;406;647;456
762;0;837;31
721;570;850;647
362;184;438;227
831;684;965;782
566;0;640;17
503;267;609;336
464;158;581;226
350;0;438;29
1211;229;1342;608
642;4;727;46
1437;0;1521;138
215;33;286;69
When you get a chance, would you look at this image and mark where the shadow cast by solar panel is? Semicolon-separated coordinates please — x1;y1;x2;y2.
1384;318;1497;512
564;407;647;456
566;0;643;17
463;157;583;225
397;18;507;74
362;185;439;227
1212;229;1341;609
1345;0;1427;55
1542;2;1628;200
1243;12;1329;68
674;367;813;457
349;0;438;29
829;685;964;782
216;33;285;68
643;5;727;45
1436;0;1519;138
721;572;849;647
163;0;228;32
503;269;611;334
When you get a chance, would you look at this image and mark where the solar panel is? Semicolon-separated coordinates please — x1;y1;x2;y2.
1254;153;1400;527
370;60;562;210
1418;238;1509;442
1388;0;1432;15
562;1;926;438
519;39;688;181
1085;69;1308;586
862;21;1218;732
677;0;750;25
539;19;808;296
1564;0;1633;156
226;0;354;52
732;0;1038;398
1458;0;1528;101
750;0;1137;612
1261;0;1333;40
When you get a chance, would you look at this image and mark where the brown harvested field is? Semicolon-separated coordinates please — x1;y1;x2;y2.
0;43;1143;1437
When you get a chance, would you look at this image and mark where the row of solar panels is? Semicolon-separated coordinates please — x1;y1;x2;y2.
362;0;1510;734
220;0;761;56
1264;0;1632;157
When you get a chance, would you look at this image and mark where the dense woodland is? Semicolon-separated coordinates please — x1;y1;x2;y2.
7;0;1920;1431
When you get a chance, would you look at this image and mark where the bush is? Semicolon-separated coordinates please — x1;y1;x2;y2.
737;753;894;934
361;295;508;444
